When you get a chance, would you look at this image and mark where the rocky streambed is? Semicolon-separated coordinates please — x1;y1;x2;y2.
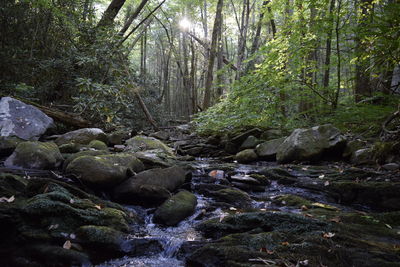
1;97;400;267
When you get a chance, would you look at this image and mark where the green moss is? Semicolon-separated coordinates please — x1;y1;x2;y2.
88;140;108;150
125;135;174;156
273;194;313;208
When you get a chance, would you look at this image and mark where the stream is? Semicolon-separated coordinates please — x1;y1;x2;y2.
96;157;377;267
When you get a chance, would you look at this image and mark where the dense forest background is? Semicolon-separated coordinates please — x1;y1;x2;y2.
1;0;399;134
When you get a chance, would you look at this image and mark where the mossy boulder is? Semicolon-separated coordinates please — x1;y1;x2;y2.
343;139;367;159
0;173;27;197
65;153;144;188
255;137;286;160
5;141;63;169
235;149;258;163
209;188;252;208
58;142;81;153
112;165;188;206
154;190;197;226
62;150;109;170
107;130;130;146
55;128;107;146
260;167;297;184
125;135;174;156
277;124;347;163
351;148;375;165
88;140;108;150
0;136;23;157
0;178;136;266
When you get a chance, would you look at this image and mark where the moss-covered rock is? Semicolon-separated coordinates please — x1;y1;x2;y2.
65;153;144;188
58;142;81;153
0;136;23;157
0;173;27;197
209;188;252;208
125;135;174;156
239;135;261;150
0;177;136;266
112;165;187;205
154;190;197;226
62;150;109;170
235;149;258;163
5;141;63;169
259;167;297;184
88;140;108;150
55;128;107;146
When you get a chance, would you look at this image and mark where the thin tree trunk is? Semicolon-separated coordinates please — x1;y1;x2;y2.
97;0;127;28
118;0;149;36
203;0;224;110
323;0;336;93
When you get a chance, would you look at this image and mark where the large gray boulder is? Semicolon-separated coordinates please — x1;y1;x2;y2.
65;153;144;188
112;165;187;205
256;137;286;160
55;128;107;146
153;190;197;226
276;124;346;163
0;97;54;140
5;141;63;169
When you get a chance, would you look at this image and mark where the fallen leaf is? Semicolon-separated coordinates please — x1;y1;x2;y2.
281;200;287;205
0;195;15;203
323;232;335;239
259;247;274;254
302;167;308;171
69;199;75;204
281;241;289;246
209;170;224;179
330;216;341;223
229;207;237;211
299;259;309;266
301;205;309;211
318;174;325;179
63;240;72;249
94;205;102;210
219;214;226;222
7;195;15;203
304;213;314;218
385;224;392;229
324;181;330;186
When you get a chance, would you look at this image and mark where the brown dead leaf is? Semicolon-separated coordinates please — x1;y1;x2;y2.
281;241;289;246
259;247;274;254
304;213;314;218
63;240;72;249
94;205;102;210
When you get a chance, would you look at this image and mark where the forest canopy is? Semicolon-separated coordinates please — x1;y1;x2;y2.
1;0;399;134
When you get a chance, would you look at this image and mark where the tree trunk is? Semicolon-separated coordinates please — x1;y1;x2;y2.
323;0;336;92
354;0;373;102
203;0;224;110
97;0;127;28
118;0;149;36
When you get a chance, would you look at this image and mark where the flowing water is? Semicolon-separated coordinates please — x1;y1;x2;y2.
97;158;365;267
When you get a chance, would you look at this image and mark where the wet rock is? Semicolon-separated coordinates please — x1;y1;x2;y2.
5;141;63;169
277;124;346;163
153;190;197;226
65;154;144;188
0;173;27;197
0;96;54;140
255;137;286;160
125;135;174;156
209;188;252;208
223;141;238;154
149;131;170;141
112;166;187;205
235;149;258;163
124;238;163;257
239;135;261;150
260;167;296;184
382;163;399;170
55;128;107;146
76;225;127;260
328;181;400;211
0;136;23;157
